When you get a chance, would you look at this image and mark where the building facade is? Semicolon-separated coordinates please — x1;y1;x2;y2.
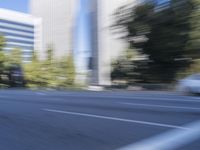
0;8;42;62
30;0;77;60
30;0;136;85
90;0;136;85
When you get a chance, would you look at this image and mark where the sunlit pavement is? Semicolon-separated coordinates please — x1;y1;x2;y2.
0;90;199;150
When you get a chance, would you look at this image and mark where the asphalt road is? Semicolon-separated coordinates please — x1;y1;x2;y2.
0;90;199;150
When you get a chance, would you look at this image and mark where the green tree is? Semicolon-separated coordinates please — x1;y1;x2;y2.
111;49;138;84
46;55;76;88
0;36;6;86
0;35;5;51
24;52;47;88
113;0;196;83
177;0;200;78
24;48;76;88
62;55;75;86
0;36;6;69
6;48;23;66
185;0;200;57
46;45;53;63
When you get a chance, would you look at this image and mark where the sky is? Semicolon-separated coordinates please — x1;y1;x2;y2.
0;0;29;13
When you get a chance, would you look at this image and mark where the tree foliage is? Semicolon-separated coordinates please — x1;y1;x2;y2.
24;53;46;88
0;35;76;88
24;49;76;89
112;0;200;83
111;49;138;84
6;48;23;66
0;36;6;71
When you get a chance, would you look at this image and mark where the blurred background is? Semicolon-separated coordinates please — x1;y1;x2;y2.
0;0;199;90
0;1;200;150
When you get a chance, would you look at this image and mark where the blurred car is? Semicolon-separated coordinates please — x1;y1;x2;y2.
177;74;200;94
9;65;25;87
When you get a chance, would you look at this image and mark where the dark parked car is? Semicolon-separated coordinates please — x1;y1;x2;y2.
9;65;25;87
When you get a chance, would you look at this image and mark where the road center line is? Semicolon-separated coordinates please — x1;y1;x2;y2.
43;109;189;130
118;120;200;150
120;102;200;111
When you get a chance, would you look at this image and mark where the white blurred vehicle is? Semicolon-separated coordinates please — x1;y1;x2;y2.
177;74;200;94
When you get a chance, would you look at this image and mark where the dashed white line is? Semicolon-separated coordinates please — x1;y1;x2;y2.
118;120;200;150
43;109;189;130
120;102;200;111
36;92;46;96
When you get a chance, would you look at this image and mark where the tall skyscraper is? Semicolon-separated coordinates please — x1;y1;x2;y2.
30;0;77;59
90;0;136;85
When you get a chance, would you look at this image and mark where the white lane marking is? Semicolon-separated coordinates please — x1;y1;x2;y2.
118;120;200;150
36;92;46;96
121;102;200;111
43;109;189;130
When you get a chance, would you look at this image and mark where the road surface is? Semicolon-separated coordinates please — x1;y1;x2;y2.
0;90;199;150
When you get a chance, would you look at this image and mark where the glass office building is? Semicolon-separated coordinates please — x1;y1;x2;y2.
0;8;42;62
